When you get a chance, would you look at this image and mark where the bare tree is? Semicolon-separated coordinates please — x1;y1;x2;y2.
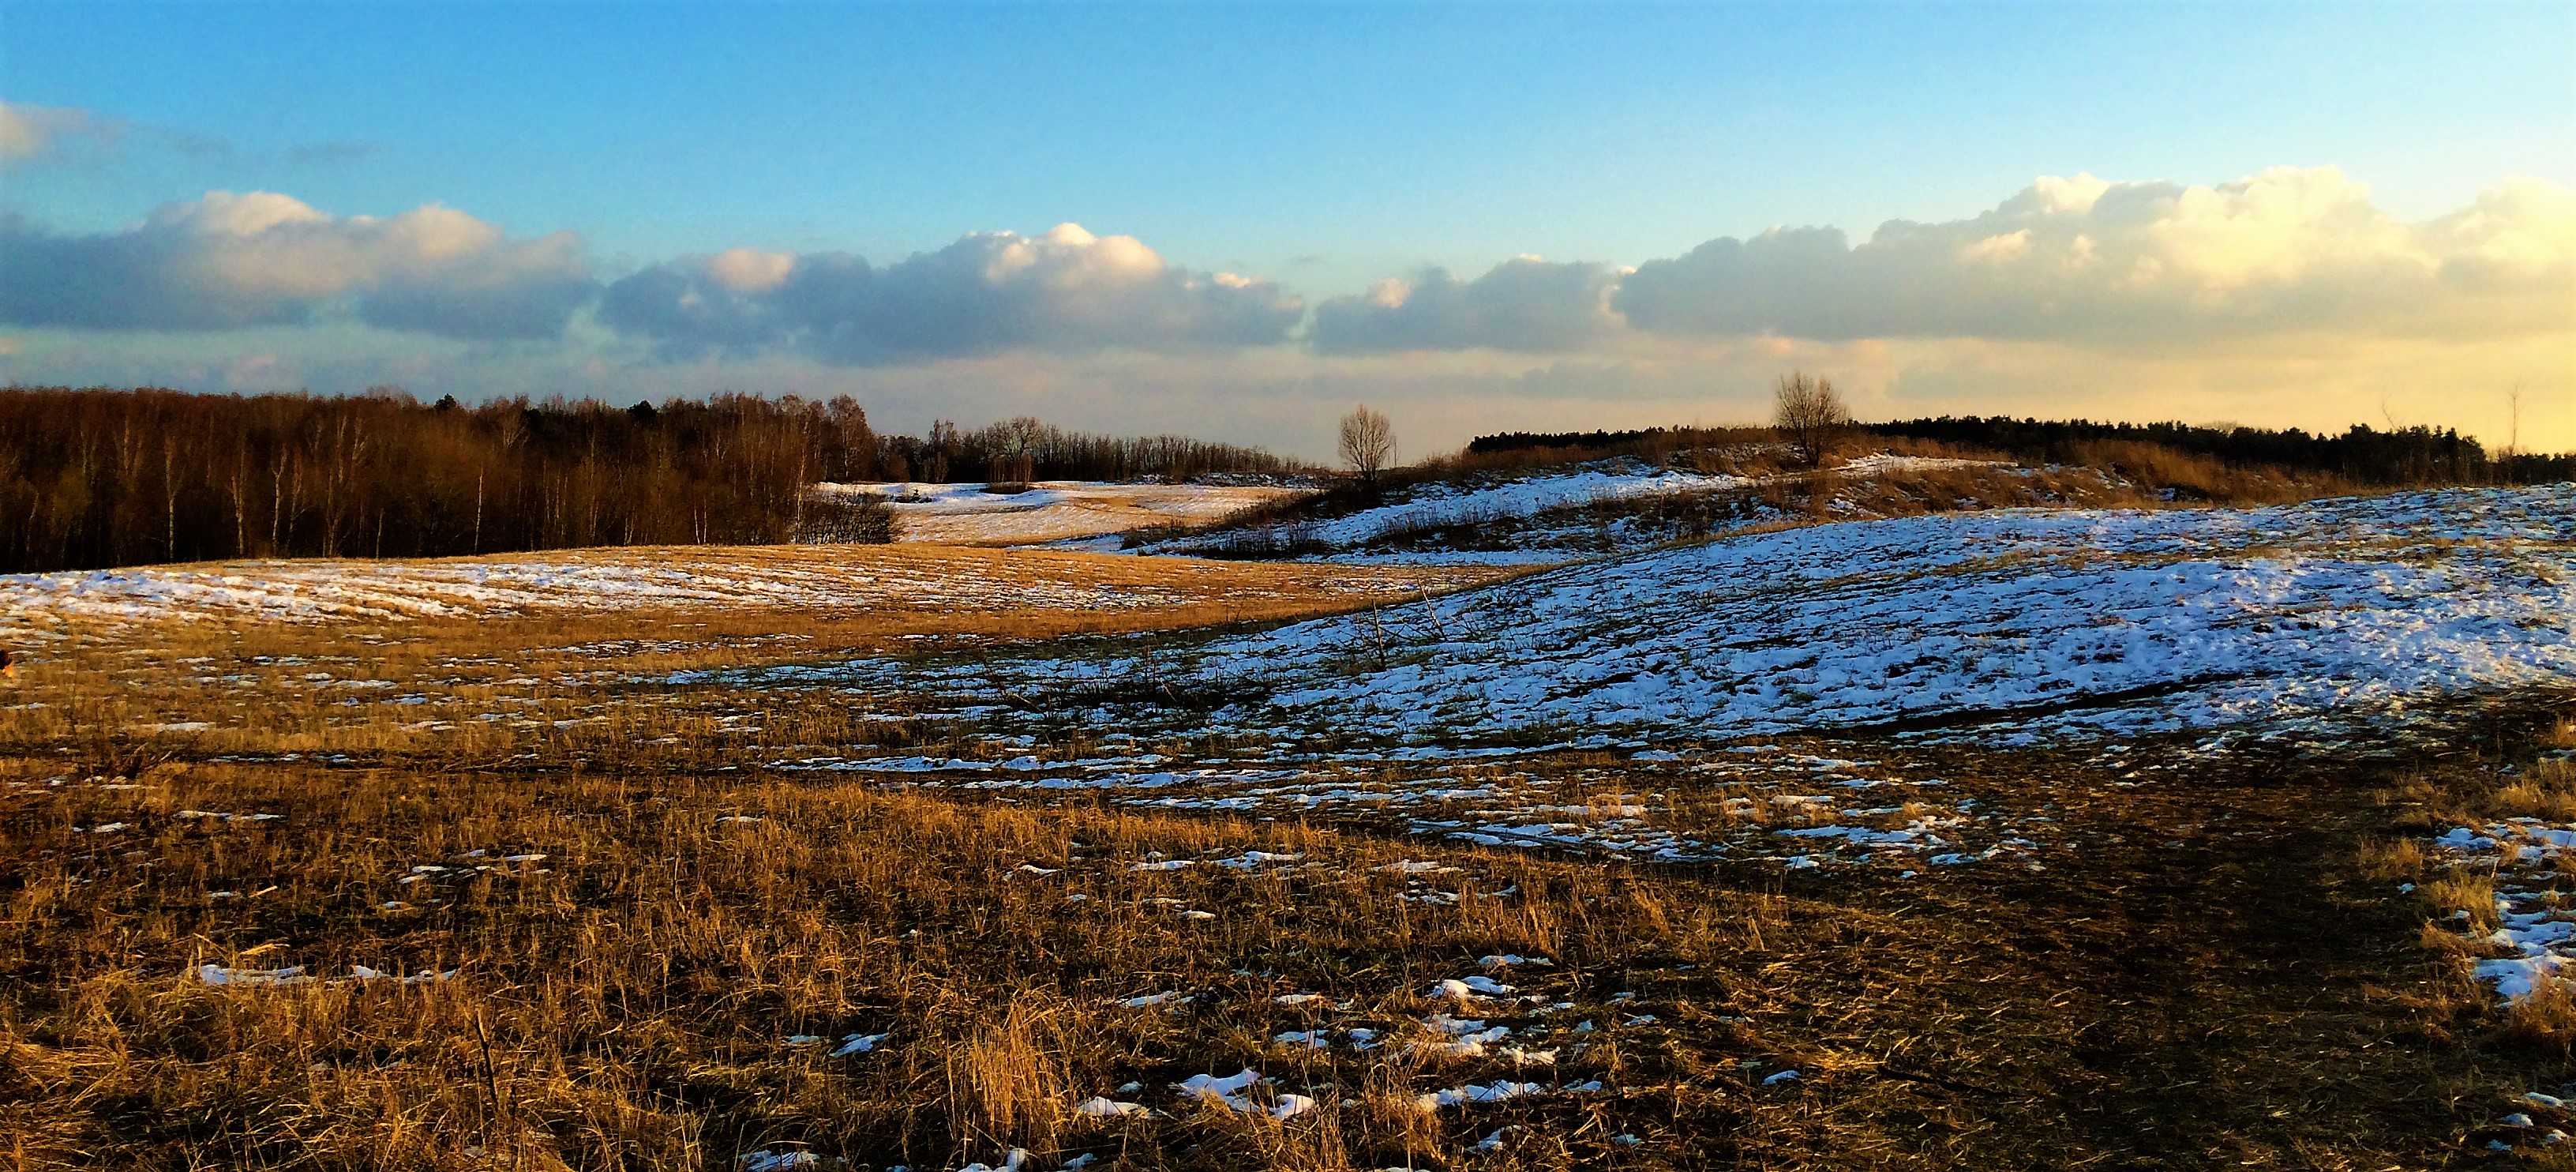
2507;381;2524;458
1772;372;1850;468
1338;405;1396;487
988;415;1045;490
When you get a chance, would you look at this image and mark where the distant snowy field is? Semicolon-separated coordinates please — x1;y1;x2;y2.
0;544;1425;634
770;486;2576;746
814;480;1310;545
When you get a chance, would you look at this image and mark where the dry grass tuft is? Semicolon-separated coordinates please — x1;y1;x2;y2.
2498;771;2576;821
946;996;1075;1153
2423;870;2500;932
2357;836;2428;881
2508;979;2576;1051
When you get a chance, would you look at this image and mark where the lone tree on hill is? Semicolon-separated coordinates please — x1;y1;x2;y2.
1773;371;1850;468
1339;404;1396;487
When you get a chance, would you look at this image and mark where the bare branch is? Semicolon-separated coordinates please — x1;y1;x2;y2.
1772;372;1850;468
1338;405;1396;486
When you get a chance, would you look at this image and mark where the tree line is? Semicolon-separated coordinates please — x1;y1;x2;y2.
1865;416;2574;487
878;416;1303;486
0;388;1301;573
1468;414;2574;487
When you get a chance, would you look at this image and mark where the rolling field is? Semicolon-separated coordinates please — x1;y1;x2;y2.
812;483;1314;547
5;486;2574;1170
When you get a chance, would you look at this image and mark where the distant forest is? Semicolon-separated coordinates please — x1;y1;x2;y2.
1867;416;2576;487
0;387;1298;573
17;384;2563;575
879;416;1301;487
1470;418;2576;487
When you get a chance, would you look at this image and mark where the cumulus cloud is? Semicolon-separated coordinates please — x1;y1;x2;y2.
4;165;2564;450
1307;257;1622;354
1614;167;2575;344
0;101;114;160
599;223;1303;363
0;190;595;339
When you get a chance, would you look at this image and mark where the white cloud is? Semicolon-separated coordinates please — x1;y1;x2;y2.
2;167;2567;453
0;191;595;339
1300;168;2571;359
0;101;113;160
1615;167;2574;344
705;248;796;292
1307;257;1623;354
598;224;1305;363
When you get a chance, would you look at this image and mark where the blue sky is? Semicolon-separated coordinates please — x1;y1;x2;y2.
2;2;2571;454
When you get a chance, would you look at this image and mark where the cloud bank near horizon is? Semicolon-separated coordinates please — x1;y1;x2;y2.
1618;167;2571;345
0;191;594;340
0;154;2567;452
598;224;1304;363
1309;257;1625;355
8;166;2563;355
1323;167;2570;351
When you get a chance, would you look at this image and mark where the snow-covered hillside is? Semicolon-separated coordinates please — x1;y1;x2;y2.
756;486;2576;746
1140;453;2038;563
819;453;2068;558
1298;466;1743;547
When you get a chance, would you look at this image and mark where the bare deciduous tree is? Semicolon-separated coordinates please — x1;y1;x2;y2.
1772;372;1850;468
987;415;1044;490
1339;404;1396;487
2506;382;2524;459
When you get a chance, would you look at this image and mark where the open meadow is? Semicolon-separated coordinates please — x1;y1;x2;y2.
14;3;2576;1166
6;460;2576;1171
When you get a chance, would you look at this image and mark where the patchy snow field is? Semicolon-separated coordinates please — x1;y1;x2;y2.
1291;465;1749;548
742;486;2576;747
2428;744;2576;1007
0;543;1442;637
1293;453;1995;550
1142;453;2032;563
653;486;2573;879
815;480;1310;546
2438;817;2576;1001
1134;459;1744;561
764;742;2046;873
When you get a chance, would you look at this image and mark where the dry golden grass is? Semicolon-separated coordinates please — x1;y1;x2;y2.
2424;870;2501;933
2510;979;2576;1053
0;545;1519;770
8;543;1509;658
2060;439;2339;505
8;713;2569;1167
4;562;2573;1167
2357;836;2428;881
2499;768;2576;822
0;758;1807;1168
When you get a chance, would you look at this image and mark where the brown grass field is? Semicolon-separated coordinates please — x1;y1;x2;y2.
2;541;2573;1170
